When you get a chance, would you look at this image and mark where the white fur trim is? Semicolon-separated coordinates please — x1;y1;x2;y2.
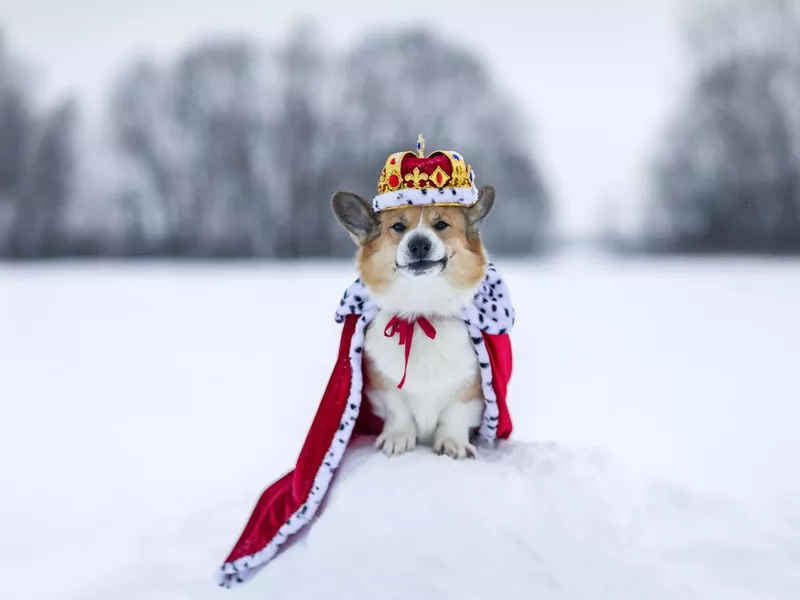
372;184;479;212
462;263;515;438
217;295;379;588
217;265;514;588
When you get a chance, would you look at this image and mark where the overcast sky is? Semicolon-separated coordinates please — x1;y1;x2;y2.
0;0;686;238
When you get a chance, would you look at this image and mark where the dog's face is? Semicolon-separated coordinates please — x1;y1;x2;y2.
332;187;496;316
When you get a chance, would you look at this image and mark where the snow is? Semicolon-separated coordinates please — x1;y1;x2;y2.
1;256;799;600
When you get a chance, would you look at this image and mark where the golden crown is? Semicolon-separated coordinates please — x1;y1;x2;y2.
372;134;477;212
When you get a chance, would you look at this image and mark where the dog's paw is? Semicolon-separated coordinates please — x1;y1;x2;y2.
376;429;417;457
433;436;477;460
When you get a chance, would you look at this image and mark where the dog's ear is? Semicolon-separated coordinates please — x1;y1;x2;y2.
466;186;496;229
331;191;380;245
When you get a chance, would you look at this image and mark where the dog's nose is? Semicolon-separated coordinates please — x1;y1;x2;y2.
407;235;432;261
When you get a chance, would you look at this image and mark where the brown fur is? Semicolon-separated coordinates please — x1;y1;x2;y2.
357;206;487;297
456;374;483;405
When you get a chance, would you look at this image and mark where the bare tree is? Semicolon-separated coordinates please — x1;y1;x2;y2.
328;29;550;256
645;0;800;252
9;98;79;257
0;31;34;254
110;41;283;256
109;59;182;253
271;21;333;257
171;39;281;256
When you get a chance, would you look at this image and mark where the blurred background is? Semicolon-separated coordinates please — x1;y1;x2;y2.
2;1;800;599
2;0;798;258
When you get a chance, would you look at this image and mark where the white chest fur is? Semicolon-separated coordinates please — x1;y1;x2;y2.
364;311;481;444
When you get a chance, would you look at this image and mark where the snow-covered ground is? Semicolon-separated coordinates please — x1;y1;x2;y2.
1;256;799;600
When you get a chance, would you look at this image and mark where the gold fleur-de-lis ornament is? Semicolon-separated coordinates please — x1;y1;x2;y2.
405;167;429;187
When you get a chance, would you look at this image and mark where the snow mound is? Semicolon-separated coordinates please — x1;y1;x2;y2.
250;439;690;600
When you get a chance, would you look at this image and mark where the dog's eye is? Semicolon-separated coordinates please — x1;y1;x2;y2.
434;221;449;231
391;222;406;233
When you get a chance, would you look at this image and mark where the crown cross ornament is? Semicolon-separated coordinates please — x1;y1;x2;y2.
373;133;478;212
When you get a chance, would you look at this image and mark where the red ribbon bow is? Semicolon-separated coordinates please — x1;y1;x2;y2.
383;315;437;389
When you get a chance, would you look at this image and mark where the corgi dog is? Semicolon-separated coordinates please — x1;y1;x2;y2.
331;186;496;459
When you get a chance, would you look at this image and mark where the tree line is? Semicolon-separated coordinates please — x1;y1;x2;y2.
0;24;550;259
2;1;800;259
642;0;800;253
